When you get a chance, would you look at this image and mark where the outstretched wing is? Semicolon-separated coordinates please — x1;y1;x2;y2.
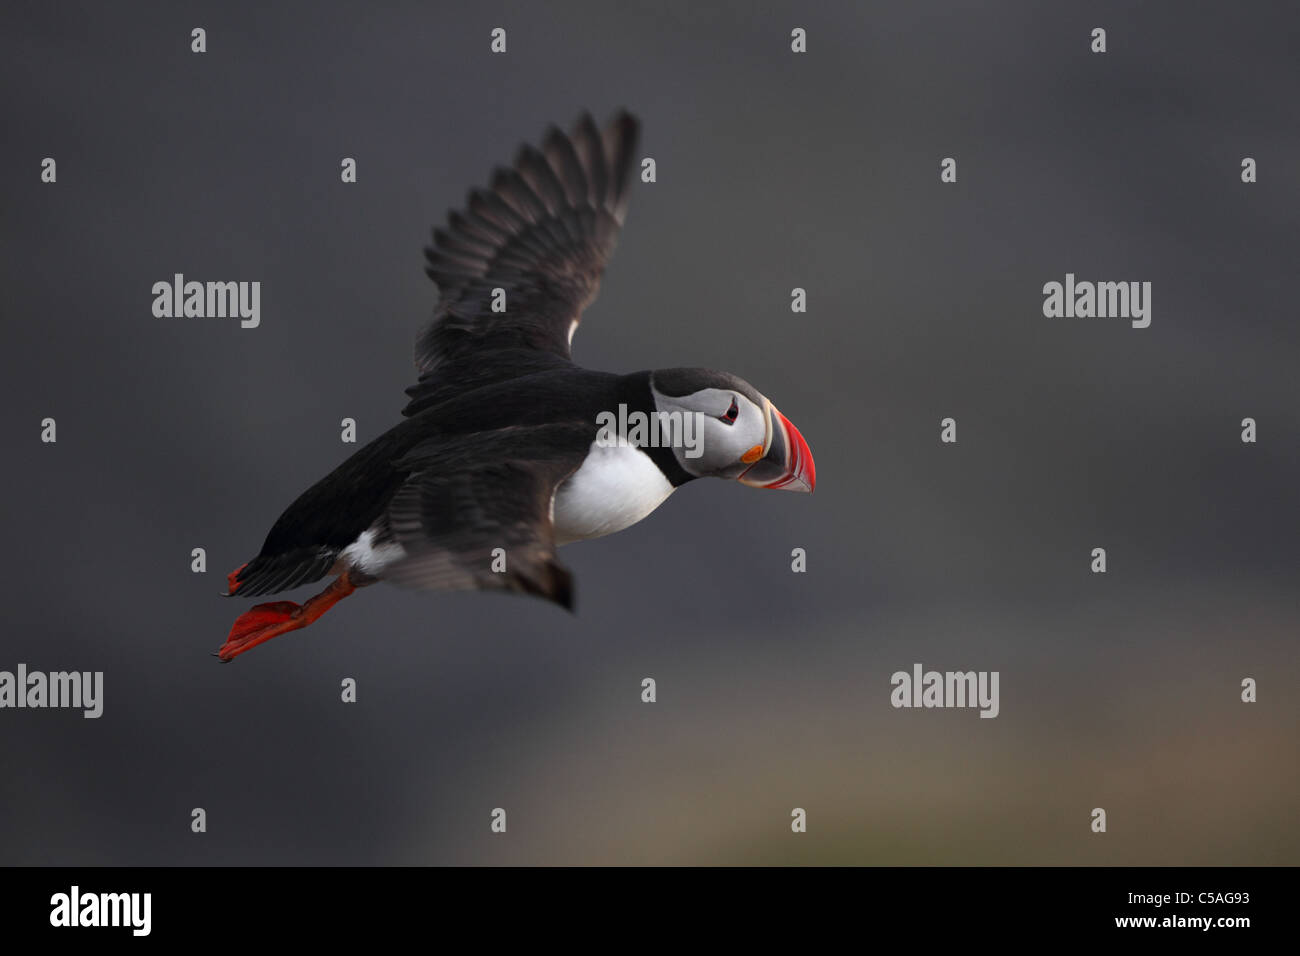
404;111;640;416
380;422;595;607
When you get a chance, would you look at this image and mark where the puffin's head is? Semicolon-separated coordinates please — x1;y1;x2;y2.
649;368;815;492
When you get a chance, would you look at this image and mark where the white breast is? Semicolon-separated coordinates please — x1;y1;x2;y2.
552;442;675;545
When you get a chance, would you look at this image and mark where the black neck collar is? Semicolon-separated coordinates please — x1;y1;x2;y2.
617;371;697;488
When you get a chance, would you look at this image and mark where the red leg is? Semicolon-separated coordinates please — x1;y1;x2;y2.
217;573;356;662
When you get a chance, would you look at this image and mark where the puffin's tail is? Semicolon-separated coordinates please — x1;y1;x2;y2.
222;548;339;598
223;562;248;596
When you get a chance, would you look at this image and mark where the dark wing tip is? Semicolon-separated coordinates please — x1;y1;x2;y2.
601;110;640;220
607;109;640;139
545;560;575;611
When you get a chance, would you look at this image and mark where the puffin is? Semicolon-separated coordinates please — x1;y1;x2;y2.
217;111;815;662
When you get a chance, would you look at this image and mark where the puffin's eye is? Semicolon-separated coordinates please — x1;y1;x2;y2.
719;396;739;425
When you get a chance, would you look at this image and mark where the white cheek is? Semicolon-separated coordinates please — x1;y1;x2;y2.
698;421;734;465
706;424;760;471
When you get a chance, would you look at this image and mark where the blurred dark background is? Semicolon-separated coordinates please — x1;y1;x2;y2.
1;0;1295;864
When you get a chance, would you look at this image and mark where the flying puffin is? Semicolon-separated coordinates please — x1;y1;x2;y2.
217;111;815;662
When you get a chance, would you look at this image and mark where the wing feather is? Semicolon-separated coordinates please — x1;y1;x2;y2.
380;423;594;607
405;111;640;417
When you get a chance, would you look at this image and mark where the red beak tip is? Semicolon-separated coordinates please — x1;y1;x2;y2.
777;409;815;493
